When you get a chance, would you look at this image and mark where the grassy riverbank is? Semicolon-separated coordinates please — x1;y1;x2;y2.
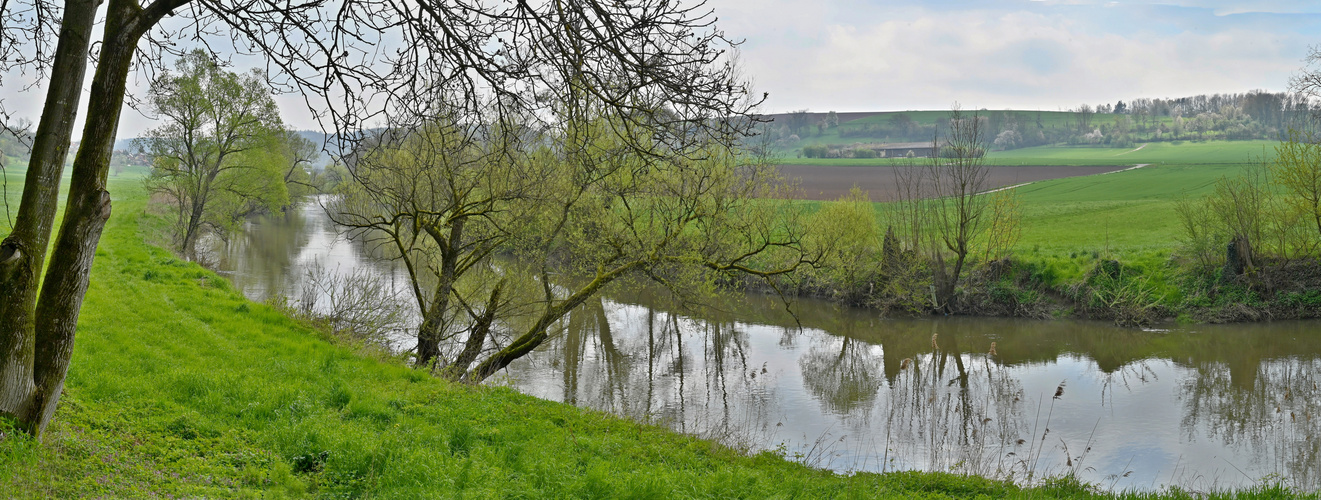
2;182;1313;497
779;137;1321;325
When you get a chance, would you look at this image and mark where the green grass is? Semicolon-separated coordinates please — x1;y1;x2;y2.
990;140;1276;165
811;162;1244;292
1;159;150;235
1;161;26;232
1012;163;1238;253
782;141;1263;260
1;172;1308;497
826;163;1239;256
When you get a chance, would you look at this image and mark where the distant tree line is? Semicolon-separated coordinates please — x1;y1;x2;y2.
764;90;1317;157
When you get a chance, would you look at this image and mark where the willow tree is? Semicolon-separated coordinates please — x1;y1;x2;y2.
1;0;763;436
138;51;289;259
333;105;814;383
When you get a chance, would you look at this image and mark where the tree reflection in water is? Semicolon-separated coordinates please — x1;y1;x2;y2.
879;325;1029;479
505;292;1321;491
1180;358;1320;489
536;296;778;448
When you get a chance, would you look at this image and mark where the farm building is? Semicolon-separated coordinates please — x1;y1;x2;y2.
870;142;939;158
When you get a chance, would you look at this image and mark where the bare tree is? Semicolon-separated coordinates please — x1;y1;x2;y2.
784;109;811;137
1076;104;1094;133
924;106;991;312
890;106;991;313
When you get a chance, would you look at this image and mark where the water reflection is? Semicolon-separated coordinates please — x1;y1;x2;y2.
213;199;1321;492
204;196;419;348
506;288;1321;491
522;296;779;444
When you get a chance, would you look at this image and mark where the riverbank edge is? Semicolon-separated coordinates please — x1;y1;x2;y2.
767;252;1321;328
1;198;1312;497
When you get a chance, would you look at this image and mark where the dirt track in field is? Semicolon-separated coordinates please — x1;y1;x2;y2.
776;164;1132;201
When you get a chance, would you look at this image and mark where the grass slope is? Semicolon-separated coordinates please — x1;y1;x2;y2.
990;141;1275;166
1;184;1307;497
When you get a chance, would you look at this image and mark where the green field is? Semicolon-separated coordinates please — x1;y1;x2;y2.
1012;163;1237;253
778;140;1264;255
990;140;1275;165
0;161;151;235
840;109;1146;129
785;141;1268;290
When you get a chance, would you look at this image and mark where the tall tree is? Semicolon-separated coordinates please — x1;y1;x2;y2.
0;0;761;436
138;51;288;259
925;107;991;312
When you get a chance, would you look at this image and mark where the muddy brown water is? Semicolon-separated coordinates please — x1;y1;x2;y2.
777;164;1130;201
210;196;1321;492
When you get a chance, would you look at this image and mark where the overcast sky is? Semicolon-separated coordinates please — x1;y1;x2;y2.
710;0;1321;114
3;0;1320;137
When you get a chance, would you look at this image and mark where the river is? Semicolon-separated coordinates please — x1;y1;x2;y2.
207;197;1321;492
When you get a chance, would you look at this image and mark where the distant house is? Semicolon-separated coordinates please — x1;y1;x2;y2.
871;142;938;158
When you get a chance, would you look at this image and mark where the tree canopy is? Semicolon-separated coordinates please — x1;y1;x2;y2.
139;51;295;259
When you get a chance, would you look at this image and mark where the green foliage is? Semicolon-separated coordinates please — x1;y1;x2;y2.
852;148;877;159
803;144;829;158
1067;259;1164;327
138;50;305;258
1270;129;1321;240
5;159;1316;500
333;111;814;379
800;187;882;303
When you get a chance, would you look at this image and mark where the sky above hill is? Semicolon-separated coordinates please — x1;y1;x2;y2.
2;0;1318;137
710;0;1321;114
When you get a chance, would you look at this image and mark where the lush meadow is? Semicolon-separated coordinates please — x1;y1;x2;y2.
781;143;1253;257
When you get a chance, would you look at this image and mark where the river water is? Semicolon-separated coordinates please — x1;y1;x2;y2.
208;197;1321;492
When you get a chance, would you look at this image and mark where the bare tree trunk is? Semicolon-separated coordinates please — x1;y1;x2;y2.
0;0;99;435
182;196;207;260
